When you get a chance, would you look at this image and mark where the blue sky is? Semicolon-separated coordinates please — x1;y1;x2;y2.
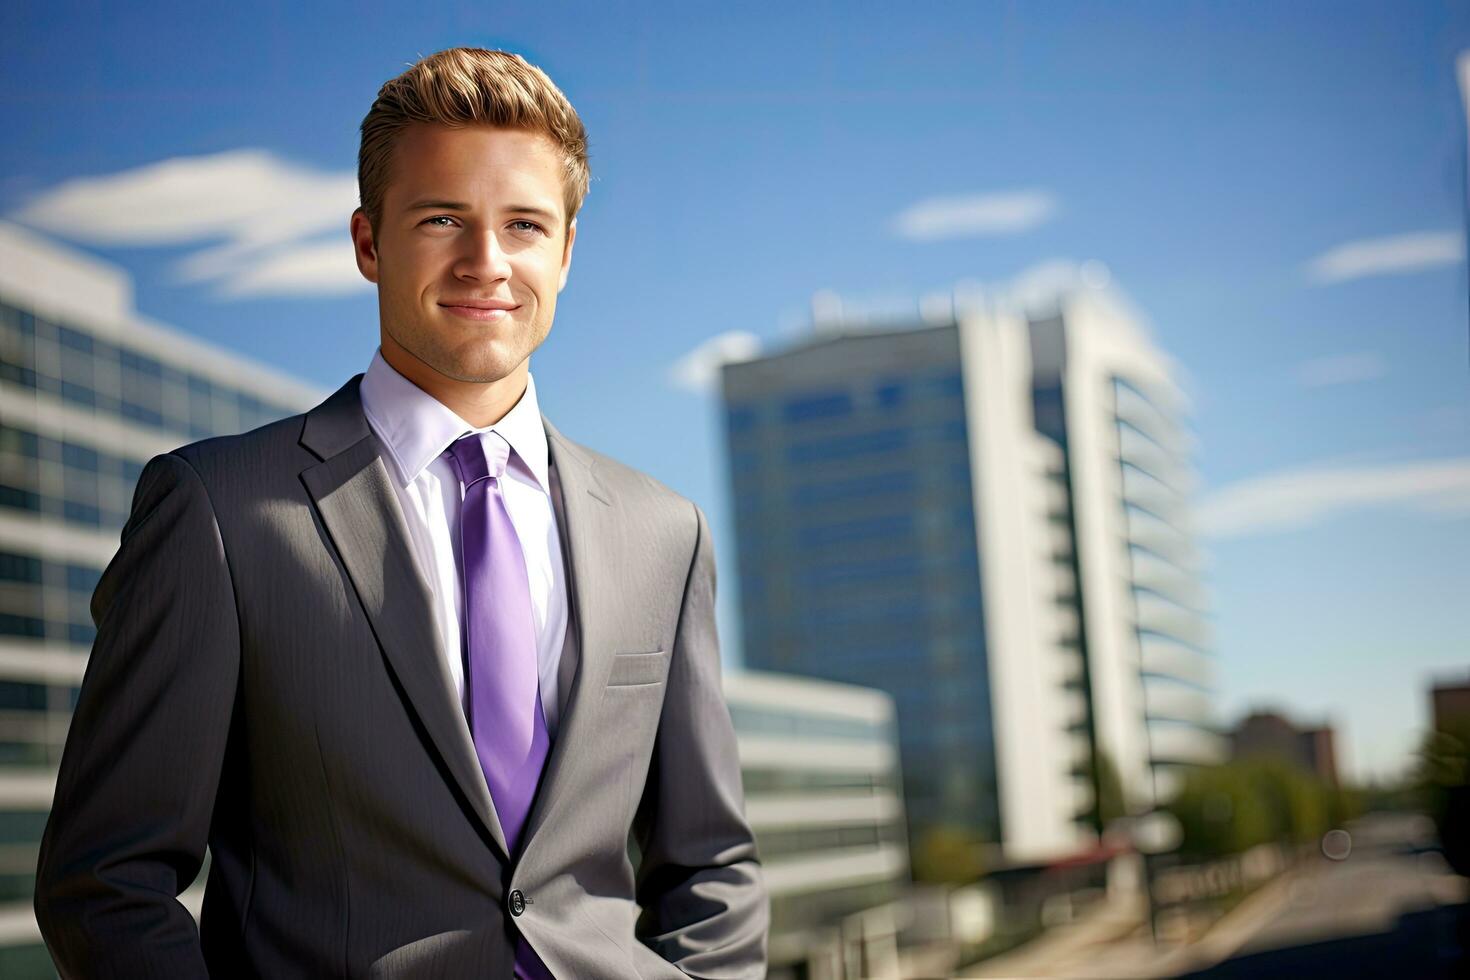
2;1;1466;782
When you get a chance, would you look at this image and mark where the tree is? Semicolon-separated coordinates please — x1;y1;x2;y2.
1413;720;1470;877
1161;758;1349;861
1091;747;1127;830
912;824;988;884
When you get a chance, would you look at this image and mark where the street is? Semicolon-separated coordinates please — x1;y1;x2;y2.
1181;813;1468;979
959;812;1468;979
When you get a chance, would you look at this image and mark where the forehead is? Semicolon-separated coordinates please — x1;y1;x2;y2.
386;124;565;212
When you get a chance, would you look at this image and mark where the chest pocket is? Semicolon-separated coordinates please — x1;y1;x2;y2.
605;650;668;687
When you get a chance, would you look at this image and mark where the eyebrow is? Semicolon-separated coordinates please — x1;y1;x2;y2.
404;199;561;223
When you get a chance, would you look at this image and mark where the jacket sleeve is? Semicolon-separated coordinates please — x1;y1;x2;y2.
631;501;769;978
33;452;241;979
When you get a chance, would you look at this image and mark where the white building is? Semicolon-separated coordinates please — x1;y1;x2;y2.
724;669;910;980
0;221;323;972
722;268;1225;872
958;279;1225;864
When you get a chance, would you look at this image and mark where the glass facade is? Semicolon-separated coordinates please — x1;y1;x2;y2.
0;301;300;442
0;294;312;666
0;291;321;969
722;324;1002;851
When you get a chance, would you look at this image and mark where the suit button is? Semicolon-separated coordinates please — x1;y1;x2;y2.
509;890;526;916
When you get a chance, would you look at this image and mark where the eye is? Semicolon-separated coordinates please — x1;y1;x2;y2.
422;215;456;227
510;220;545;236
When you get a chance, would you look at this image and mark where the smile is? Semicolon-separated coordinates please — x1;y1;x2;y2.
439;304;518;321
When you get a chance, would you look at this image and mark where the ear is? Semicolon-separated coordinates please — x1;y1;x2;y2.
557;218;577;293
350;208;380;284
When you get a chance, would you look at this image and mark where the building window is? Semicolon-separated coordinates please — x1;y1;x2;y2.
0;552;42;584
61;442;100;473
786;427;910;464
874;380;905;410
724;407;759;441
929;372;964;398
0;485;40;513
782;391;853;424
0;683;48;711
797;513;915;549
65;564;102;595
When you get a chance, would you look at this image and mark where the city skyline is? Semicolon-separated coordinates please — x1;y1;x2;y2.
2;1;1466;783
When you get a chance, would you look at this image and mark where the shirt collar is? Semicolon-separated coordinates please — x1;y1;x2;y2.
359;347;551;494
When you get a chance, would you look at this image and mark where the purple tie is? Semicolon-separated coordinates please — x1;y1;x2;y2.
447;431;553;980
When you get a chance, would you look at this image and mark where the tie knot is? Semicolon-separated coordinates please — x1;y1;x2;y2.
448;431;511;486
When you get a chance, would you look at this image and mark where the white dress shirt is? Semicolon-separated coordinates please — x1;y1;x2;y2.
359;348;569;738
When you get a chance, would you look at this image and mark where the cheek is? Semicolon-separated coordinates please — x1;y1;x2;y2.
383;242;436;284
534;256;567;296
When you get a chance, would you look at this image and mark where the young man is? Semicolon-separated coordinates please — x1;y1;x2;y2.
34;48;768;979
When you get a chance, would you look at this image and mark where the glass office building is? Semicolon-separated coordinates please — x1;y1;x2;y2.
721;276;1223;870
722;322;1002;856
0;221;323;973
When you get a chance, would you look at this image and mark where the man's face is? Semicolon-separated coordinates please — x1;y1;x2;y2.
351;123;576;386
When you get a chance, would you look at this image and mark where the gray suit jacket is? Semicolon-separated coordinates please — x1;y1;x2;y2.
33;374;768;978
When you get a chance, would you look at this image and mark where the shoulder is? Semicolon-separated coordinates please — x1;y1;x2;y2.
584;443;692;510
549;427;707;547
162;412;313;500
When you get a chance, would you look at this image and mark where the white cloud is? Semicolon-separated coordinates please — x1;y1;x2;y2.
668;331;762;394
216;238;369;298
1306;230;1464;284
1295;350;1387;388
891;189;1057;242
1197;457;1470;539
8;149;366;299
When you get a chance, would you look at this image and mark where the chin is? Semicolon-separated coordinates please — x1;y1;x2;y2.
442;352;525;385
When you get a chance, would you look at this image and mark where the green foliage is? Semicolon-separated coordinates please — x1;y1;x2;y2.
1413;721;1470;794
1091;747;1128;829
1412;719;1470;874
911;824;988;884
1161;758;1356;861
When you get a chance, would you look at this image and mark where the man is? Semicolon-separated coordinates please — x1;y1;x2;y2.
33;47;768;979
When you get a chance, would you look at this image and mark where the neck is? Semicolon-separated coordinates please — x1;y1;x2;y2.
379;334;528;428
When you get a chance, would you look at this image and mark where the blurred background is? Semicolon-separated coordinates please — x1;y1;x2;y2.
1;1;1468;977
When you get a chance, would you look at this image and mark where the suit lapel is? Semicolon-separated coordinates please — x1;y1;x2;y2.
298;375;510;860
517;415;618;857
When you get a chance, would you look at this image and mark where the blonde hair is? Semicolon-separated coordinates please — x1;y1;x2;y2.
357;48;590;235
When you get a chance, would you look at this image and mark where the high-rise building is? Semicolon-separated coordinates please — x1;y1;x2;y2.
0;221;324;972
720;273;1224;869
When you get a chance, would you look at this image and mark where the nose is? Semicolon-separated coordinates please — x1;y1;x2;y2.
453;228;513;284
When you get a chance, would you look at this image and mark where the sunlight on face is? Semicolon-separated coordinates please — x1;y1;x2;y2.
362;123;576;386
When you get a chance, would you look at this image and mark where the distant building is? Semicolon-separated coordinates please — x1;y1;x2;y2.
724;670;909;980
721;276;1223;869
0;221;324;971
1228;709;1339;784
1431;674;1470;734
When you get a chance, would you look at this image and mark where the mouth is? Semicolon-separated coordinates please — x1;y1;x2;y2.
439;302;520;321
